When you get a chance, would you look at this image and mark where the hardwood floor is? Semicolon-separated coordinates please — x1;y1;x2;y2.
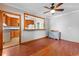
0;37;79;56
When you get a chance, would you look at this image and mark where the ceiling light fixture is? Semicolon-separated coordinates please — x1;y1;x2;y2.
50;10;55;13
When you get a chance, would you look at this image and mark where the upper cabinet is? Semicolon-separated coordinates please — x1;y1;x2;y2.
3;12;21;27
24;13;45;30
4;15;19;27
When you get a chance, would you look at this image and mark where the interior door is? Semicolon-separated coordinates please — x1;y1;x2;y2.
0;10;3;49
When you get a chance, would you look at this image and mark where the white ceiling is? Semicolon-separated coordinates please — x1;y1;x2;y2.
4;3;79;17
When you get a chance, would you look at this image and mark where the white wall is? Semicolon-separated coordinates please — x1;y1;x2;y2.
21;13;47;42
20;10;47;43
0;4;47;43
49;11;79;43
22;30;46;42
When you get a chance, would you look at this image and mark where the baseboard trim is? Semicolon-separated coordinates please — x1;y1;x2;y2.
60;39;79;44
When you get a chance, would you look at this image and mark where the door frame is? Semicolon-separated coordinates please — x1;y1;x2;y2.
0;10;3;49
2;11;21;46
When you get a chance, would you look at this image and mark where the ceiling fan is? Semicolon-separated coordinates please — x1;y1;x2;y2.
44;3;64;14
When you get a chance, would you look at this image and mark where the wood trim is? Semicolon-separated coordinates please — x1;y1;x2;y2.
0;10;3;49
24;13;45;30
24;13;45;19
3;11;20;16
19;14;21;44
24;29;46;31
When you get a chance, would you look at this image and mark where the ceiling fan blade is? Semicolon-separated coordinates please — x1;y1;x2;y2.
51;3;54;6
44;6;51;9
50;3;55;9
43;10;50;14
55;3;63;8
55;9;64;11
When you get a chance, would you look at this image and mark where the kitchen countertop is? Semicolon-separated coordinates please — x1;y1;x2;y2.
3;26;20;30
24;29;46;31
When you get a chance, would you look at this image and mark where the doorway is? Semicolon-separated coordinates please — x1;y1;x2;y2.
3;11;21;48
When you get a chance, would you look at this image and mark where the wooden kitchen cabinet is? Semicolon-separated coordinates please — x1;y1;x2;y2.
5;15;19;27
24;20;34;29
10;30;20;38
